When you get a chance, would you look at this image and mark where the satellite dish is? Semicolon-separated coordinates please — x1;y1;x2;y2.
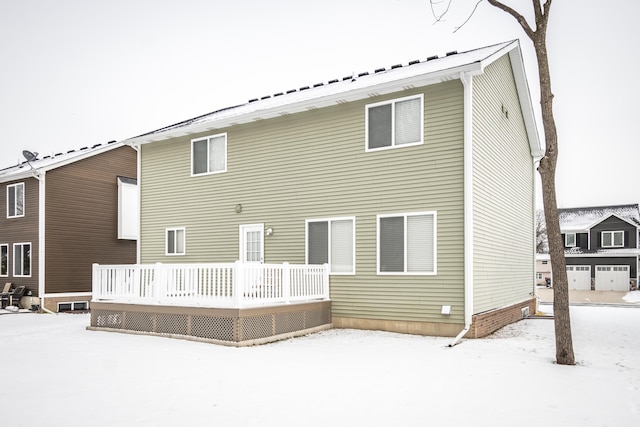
22;150;38;170
22;150;38;162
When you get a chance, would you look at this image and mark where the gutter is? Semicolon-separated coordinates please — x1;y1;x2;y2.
449;71;477;347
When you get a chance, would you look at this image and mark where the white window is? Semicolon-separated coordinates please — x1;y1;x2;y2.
536;273;543;279
565;233;576;247
7;183;25;218
377;212;436;275
366;94;423;151
601;231;623;248
166;228;186;255
117;177;139;240
306;217;355;274
192;133;227;175
0;244;7;276
13;242;31;277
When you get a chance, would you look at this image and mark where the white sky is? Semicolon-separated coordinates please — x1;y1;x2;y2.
1;0;638;209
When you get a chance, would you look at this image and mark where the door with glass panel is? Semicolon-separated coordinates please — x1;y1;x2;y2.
239;224;265;296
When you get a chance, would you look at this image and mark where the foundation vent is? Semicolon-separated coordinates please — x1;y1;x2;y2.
521;307;530;318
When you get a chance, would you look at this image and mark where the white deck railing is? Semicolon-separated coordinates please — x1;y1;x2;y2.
92;261;329;308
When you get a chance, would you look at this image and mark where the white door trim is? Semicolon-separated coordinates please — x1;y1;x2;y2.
239;223;264;263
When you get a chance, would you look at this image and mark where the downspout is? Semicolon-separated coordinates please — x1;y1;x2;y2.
31;170;46;311
449;71;475;347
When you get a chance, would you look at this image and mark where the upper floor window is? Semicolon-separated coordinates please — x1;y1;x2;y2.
0;244;7;277
13;242;31;277
306;217;355;274
601;231;623;248
541;260;548;265
366;94;423;151
377;211;436;275
7;183;25;218
192;133;227;176
565;233;576;247
166;228;186;255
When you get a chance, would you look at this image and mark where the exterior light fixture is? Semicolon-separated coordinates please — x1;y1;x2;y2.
235;204;242;214
265;228;273;236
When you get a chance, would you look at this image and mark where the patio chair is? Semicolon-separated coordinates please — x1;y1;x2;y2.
1;283;12;309
8;286;27;309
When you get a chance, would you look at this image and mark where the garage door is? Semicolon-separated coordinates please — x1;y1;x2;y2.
566;266;591;290
595;266;629;291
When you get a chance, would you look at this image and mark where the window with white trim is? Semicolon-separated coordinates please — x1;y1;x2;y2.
166;228;186;255
366;94;423;151
601;231;623;248
565;233;576;247
377;212;436;274
536;273;543;280
7;183;25;218
192;133;227;175
13;242;31;277
306;218;355;274
0;244;7;276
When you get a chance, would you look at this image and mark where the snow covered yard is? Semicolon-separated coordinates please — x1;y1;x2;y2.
1;304;639;426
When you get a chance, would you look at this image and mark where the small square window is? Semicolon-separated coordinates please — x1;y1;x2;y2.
166;228;186;255
564;233;576;247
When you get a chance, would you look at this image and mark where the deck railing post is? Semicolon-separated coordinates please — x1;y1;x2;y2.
92;263;99;300
234;260;244;308
323;263;330;300
282;262;290;303
155;263;163;303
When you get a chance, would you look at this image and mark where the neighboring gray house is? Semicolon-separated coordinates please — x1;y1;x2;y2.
560;204;640;291
90;40;542;344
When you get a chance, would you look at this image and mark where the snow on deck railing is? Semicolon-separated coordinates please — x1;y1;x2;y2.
92;261;329;308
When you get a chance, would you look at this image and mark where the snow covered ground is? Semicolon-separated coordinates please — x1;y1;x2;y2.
1;301;639;426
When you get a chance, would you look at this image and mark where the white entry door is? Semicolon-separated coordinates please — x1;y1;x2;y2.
566;265;591;290
595;265;629;291
239;224;264;263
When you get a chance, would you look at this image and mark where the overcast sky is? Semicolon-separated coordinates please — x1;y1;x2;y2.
1;0;638;209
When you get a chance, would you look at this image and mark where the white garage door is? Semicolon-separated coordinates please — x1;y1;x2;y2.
566;266;591;290
595;266;629;291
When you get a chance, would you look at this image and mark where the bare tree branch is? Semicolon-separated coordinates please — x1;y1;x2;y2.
487;0;536;40
453;0;483;33
430;0;453;23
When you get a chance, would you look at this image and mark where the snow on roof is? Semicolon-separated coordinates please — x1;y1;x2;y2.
129;40;540;155
0;140;124;182
558;204;640;231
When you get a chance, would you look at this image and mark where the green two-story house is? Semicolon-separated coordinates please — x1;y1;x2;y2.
91;40;542;344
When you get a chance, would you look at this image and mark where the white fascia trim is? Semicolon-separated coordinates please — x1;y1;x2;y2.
565;252;640;258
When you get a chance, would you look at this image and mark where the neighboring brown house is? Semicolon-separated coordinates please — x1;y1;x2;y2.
0;141;137;312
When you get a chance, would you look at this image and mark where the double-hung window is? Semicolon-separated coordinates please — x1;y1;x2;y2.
7;183;25;218
601;231;623;248
366;94;423;151
0;244;8;276
306;217;355;274
565;233;576;247
13;243;31;277
192;133;227;175
166;228;186;255
378;212;436;274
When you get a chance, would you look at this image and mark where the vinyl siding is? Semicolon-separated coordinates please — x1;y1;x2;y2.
472;55;535;313
45;146;137;294
0;177;39;295
141;80;465;324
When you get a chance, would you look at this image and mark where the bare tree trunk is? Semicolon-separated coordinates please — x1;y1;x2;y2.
487;0;575;364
